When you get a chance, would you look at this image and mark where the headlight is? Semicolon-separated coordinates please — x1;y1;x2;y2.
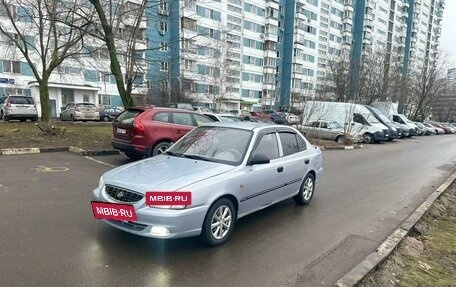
98;176;104;189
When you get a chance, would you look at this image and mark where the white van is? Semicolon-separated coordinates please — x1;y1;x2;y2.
390;114;419;136
302;101;389;144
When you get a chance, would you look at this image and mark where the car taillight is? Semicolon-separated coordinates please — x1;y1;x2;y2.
75;106;80;112
133;119;145;133
6;97;11;107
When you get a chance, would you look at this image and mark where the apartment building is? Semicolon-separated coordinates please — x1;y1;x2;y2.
0;1;147;117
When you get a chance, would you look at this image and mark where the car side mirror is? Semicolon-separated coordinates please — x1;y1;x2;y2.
247;153;270;166
60;107;64;111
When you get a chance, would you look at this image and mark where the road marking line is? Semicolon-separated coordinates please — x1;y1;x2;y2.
85;156;116;167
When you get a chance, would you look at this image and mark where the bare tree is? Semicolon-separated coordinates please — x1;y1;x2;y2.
86;0;149;108
0;0;93;121
405;54;448;121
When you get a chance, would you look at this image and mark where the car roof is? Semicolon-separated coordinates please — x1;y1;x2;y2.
127;106;201;113
201;121;294;131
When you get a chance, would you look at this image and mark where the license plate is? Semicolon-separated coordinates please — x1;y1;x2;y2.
91;201;137;221
117;128;126;134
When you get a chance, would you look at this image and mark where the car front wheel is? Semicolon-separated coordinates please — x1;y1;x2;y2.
363;133;374;144
201;198;236;247
294;173;315;205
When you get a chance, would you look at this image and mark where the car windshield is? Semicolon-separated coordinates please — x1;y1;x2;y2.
363;113;380;123
368;107;391;123
166;127;253;166
219;115;241;122
329;121;341;129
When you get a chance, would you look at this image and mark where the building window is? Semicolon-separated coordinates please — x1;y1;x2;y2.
2;60;21;74
160;42;168;52
159;22;168;33
83;95;90;102
160;80;168;91
160;62;168;72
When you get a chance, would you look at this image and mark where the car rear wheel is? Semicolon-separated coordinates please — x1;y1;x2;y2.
294;173;315;205
201;198;236;247
152;142;172;157
335;135;344;144
103;115;110;122
70;114;75;122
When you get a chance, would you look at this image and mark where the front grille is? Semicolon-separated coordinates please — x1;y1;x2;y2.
105;185;144;203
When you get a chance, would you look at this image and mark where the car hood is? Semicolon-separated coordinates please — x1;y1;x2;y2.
103;155;236;193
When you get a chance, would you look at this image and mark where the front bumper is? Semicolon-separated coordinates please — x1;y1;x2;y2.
93;187;208;239
373;131;385;142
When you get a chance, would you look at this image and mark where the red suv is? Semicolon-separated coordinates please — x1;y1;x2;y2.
112;106;214;160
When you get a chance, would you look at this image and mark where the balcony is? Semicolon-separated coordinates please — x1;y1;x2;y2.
158;8;169;16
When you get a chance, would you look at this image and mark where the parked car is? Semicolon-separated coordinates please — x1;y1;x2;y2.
263;110;287;124
194;107;212;113
364;105;401;141
99;107;123;122
203;113;241;122
239;115;274;123
0;95;38;122
250;111;270;118
413;122;432;135
111;106;214;160
92;122;323;246
426;121;452;134
422;122;442;134
391;114;419;137
301;120;362;143
285;113;300;125
60;102;99;121
167;102;193;111
302;101;388;144
425;121;447;134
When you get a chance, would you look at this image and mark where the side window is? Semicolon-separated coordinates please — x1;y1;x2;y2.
172;112;193;126
296;134;307;151
193;114;214;126
279;132;299;156
153;112;170;123
320;122;328;129
252;132;279;160
310;121;319;127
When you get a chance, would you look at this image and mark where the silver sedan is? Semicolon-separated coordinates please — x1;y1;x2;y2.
92;122;323;246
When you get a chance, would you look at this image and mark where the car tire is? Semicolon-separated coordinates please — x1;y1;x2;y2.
201;198;236;247
152;142;172;157
294;173;315;205
103;115;110;122
335;135;344;144
363;133;374;144
125;152;143;160
70;114;75;122
31;117;38;122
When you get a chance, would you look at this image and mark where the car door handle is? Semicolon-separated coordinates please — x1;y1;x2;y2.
277;166;283;173
304;159;310;165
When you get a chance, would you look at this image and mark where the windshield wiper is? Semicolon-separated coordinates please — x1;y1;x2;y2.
181;154;217;162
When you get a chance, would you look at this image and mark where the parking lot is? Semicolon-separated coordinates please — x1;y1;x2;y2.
1;135;456;287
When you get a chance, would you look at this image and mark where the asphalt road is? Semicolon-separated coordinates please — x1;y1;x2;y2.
1;135;455;287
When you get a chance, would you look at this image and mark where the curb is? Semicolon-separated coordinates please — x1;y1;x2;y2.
319;145;364;150
335;168;456;287
0;146;120;156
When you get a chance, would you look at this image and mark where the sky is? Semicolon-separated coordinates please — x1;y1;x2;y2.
440;0;456;67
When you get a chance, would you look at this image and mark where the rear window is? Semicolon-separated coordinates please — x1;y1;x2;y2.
9;96;34;105
115;109;143;124
76;103;96;108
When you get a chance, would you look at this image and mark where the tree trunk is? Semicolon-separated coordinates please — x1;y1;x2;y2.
38;79;51;122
